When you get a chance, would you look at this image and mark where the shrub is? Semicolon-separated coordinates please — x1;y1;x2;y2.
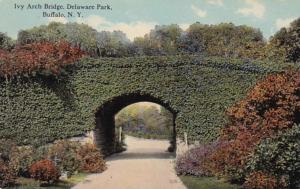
0;41;84;78
0;139;18;162
0;160;16;188
243;171;288;189
10;146;34;177
247;125;300;188
209;70;300;181
32;145;50;162
29;159;60;184
47;140;80;177
77;144;106;173
175;142;221;176
0;139;17;187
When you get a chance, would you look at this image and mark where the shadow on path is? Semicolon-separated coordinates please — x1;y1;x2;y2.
107;151;175;161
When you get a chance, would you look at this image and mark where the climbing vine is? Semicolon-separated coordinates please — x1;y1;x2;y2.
0;55;289;148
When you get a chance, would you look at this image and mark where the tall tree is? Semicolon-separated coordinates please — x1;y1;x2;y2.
270;17;300;63
0;32;15;51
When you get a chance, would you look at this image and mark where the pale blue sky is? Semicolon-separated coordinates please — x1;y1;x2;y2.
0;0;299;40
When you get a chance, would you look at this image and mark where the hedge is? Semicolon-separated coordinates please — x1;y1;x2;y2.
0;55;287;151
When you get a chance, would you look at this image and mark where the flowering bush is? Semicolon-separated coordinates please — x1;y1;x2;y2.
29;159;60;184
47;140;80;177
0;41;84;78
247;125;300;188
209;70;300;181
243;171;288;189
175;142;223;176
0;139;17;187
0;160;16;188
77;143;106;173
10;146;34;177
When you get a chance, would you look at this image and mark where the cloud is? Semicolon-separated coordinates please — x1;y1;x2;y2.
206;0;223;6
76;16;156;41
179;23;190;31
77;15;111;27
107;22;157;41
48;17;68;24
276;17;296;29
237;0;265;19
191;5;207;18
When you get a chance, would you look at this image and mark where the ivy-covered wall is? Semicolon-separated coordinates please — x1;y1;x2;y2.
0;55;280;148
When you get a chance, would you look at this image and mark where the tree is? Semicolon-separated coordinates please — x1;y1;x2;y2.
133;24;183;56
115;103;173;138
270;17;300;63
17;22;98;56
0;32;15;51
96;30;130;57
182;22;266;59
150;24;183;55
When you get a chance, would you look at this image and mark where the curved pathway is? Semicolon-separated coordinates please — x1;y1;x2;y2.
72;135;186;189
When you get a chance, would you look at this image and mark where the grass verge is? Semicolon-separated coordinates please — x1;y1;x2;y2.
6;173;88;189
180;176;241;189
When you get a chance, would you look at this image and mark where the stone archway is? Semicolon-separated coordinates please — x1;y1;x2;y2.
94;92;177;155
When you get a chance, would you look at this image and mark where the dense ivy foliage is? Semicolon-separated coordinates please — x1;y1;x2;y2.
0;55;287;148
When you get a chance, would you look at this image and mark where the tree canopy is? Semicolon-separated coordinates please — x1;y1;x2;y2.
270;17;300;63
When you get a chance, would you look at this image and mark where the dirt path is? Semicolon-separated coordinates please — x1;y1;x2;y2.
72;135;186;189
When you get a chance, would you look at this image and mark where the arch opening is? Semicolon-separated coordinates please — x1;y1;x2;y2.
94;93;177;156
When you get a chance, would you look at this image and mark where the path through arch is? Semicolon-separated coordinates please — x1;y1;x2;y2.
94;93;177;155
72;135;186;189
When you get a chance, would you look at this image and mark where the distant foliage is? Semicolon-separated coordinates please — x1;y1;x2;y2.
132;24;183;56
96;30;131;57
183;23;264;58
14;22;289;61
115;104;173;139
270;17;300;63
131;23;275;61
0;41;84;78
77;143;106;173
29;159;60;184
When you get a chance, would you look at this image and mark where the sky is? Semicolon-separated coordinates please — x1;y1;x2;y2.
0;0;299;41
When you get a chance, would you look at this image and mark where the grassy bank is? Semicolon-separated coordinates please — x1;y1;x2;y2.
6;173;88;189
180;176;241;189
